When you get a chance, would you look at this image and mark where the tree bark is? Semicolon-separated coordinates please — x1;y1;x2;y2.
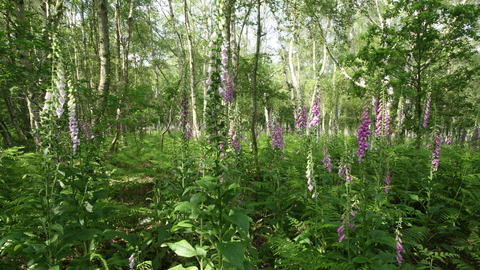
2;90;27;142
97;0;111;123
288;36;303;106
0;119;13;147
184;0;200;139
111;0;135;151
14;0;43;149
251;0;262;171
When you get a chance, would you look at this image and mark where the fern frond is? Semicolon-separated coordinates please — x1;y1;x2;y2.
403;226;429;246
269;236;335;269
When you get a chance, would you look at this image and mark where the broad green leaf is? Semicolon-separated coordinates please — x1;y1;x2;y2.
103;230;129;241
174;201;194;213
224;210;250;238
51;223;63;235
197;177;218;191
157;224;172;245
167;240;198;258
243;261;254;270
367;230;395;248
168;264;198;270
218;242;244;270
175;220;193;228
409;194;419;201
195;246;207;257
45;234;59;246
73;229;103;241
190;193;206;205
228;183;240;190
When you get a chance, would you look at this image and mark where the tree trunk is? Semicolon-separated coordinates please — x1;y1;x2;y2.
97;0;111;125
288;36;303;106
111;0;134;151
250;0;262;171
2;90;27;142
0;119;13;147
184;0;200;139
14;0;43;149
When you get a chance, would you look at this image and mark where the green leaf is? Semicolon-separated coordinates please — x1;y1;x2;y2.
243;261;254;270
157;224;172;245
45;234;59;246
168;265;198;270
190;193;206;205
228;183;240;190
196;177;218;191
409;194;419;201
195;246;207;258
174;201;194;213
72;229;103;241
218;242;244;270
167;240;198;258
224;210;250;239
14;244;22;251
352;256;372;263
293;232;312;244
367;230;395;248
51;223;64;235
176;220;194;228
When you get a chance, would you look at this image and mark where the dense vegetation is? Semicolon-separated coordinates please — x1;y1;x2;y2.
1;0;480;269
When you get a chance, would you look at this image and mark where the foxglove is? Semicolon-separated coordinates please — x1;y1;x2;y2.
67;87;80;153
375;99;390;135
295;104;307;130
431;130;441;172
322;148;332;173
423;92;431;128
385;169;391;193
271;122;284;149
395;234;406;265
357;106;371;163
308;94;321;128
220;41;234;103
129;254;135;269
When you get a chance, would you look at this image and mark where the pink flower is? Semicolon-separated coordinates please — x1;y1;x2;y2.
323;154;332;173
271;122;284;149
337;225;345;242
129;254;135;269
338;163;352;181
80;122;92;141
395;235;406;264
220;41;234;103
295;104;307;130
357;106;371;163
385;170;391;193
431;131;441;172
423;92;431;128
308;94;322;128
231;130;241;153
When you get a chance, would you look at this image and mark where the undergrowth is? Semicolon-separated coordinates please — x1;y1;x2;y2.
1;132;480;269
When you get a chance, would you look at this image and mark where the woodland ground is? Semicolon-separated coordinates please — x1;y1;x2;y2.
1;131;480;269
